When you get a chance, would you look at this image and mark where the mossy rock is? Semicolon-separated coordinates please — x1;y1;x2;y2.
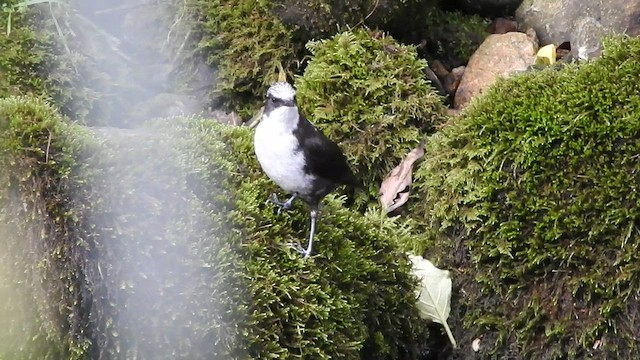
0;3;104;124
189;0;297;117
410;35;640;358
186;0;442;117
296;28;446;207
0;95;431;358
273;0;441;40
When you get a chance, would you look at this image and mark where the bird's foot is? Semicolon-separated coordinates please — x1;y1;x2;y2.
283;241;312;258
268;193;296;214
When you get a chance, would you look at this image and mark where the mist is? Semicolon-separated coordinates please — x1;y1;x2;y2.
3;0;221;357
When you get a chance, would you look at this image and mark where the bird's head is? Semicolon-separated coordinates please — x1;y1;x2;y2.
265;82;296;110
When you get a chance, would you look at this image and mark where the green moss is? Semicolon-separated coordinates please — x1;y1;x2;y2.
274;0;440;40
412;35;640;358
0;95;93;359
176;120;430;359
186;0;297;117
1;95;430;358
387;7;490;69
183;0;443;117
0;4;100;123
296;28;446;207
419;9;490;68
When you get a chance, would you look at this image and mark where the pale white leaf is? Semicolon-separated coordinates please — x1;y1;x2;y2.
408;254;457;348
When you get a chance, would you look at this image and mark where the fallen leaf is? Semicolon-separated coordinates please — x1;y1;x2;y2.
379;143;425;213
408;254;457;348
536;44;557;66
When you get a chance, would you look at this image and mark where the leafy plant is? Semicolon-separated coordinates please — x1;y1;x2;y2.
5;0;67;44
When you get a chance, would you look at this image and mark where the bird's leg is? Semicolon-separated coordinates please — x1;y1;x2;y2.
301;209;318;258
269;193;297;214
284;208;317;258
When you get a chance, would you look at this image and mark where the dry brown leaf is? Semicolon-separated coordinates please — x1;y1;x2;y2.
379;142;425;213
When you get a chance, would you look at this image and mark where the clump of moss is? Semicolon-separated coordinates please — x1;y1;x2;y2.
274;0;440;41
0;96;94;359
187;0;298;117
1;94;432;358
0;3;101;123
184;0;443;117
425;9;490;68
206;123;430;359
296;28;446;207
411;35;640;358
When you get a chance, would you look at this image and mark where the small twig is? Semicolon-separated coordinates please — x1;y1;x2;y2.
165;0;187;45
170;29;192;66
353;0;380;28
45;130;52;163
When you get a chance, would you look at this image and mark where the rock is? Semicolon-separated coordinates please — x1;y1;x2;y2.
454;32;537;109
443;66;465;96
448;0;525;17
487;17;519;34
516;0;640;60
424;66;448;98
572;16;609;60
430;60;450;78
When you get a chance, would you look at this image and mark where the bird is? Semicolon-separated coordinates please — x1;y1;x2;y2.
253;81;358;258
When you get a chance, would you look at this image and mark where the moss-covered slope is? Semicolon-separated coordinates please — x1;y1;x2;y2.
0;96;430;359
411;36;640;358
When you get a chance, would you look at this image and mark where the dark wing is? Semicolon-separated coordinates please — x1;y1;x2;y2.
294;114;359;187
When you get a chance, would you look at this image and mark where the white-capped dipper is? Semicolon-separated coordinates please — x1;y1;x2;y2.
253;82;358;258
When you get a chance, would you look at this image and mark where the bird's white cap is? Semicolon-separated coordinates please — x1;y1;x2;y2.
267;82;296;102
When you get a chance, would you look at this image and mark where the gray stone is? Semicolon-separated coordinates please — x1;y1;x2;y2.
516;0;640;60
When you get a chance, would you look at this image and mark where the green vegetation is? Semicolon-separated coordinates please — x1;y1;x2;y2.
185;0;443;118
0;96;93;359
411;35;640;358
188;0;297;117
0;1;100;123
0;95;430;359
296;28;446;207
416;9;490;68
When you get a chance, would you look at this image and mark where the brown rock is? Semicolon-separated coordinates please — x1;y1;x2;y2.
430;60;450;78
454;32;537;109
487;17;519;34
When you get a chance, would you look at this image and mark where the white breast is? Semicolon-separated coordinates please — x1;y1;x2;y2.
254;107;315;195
